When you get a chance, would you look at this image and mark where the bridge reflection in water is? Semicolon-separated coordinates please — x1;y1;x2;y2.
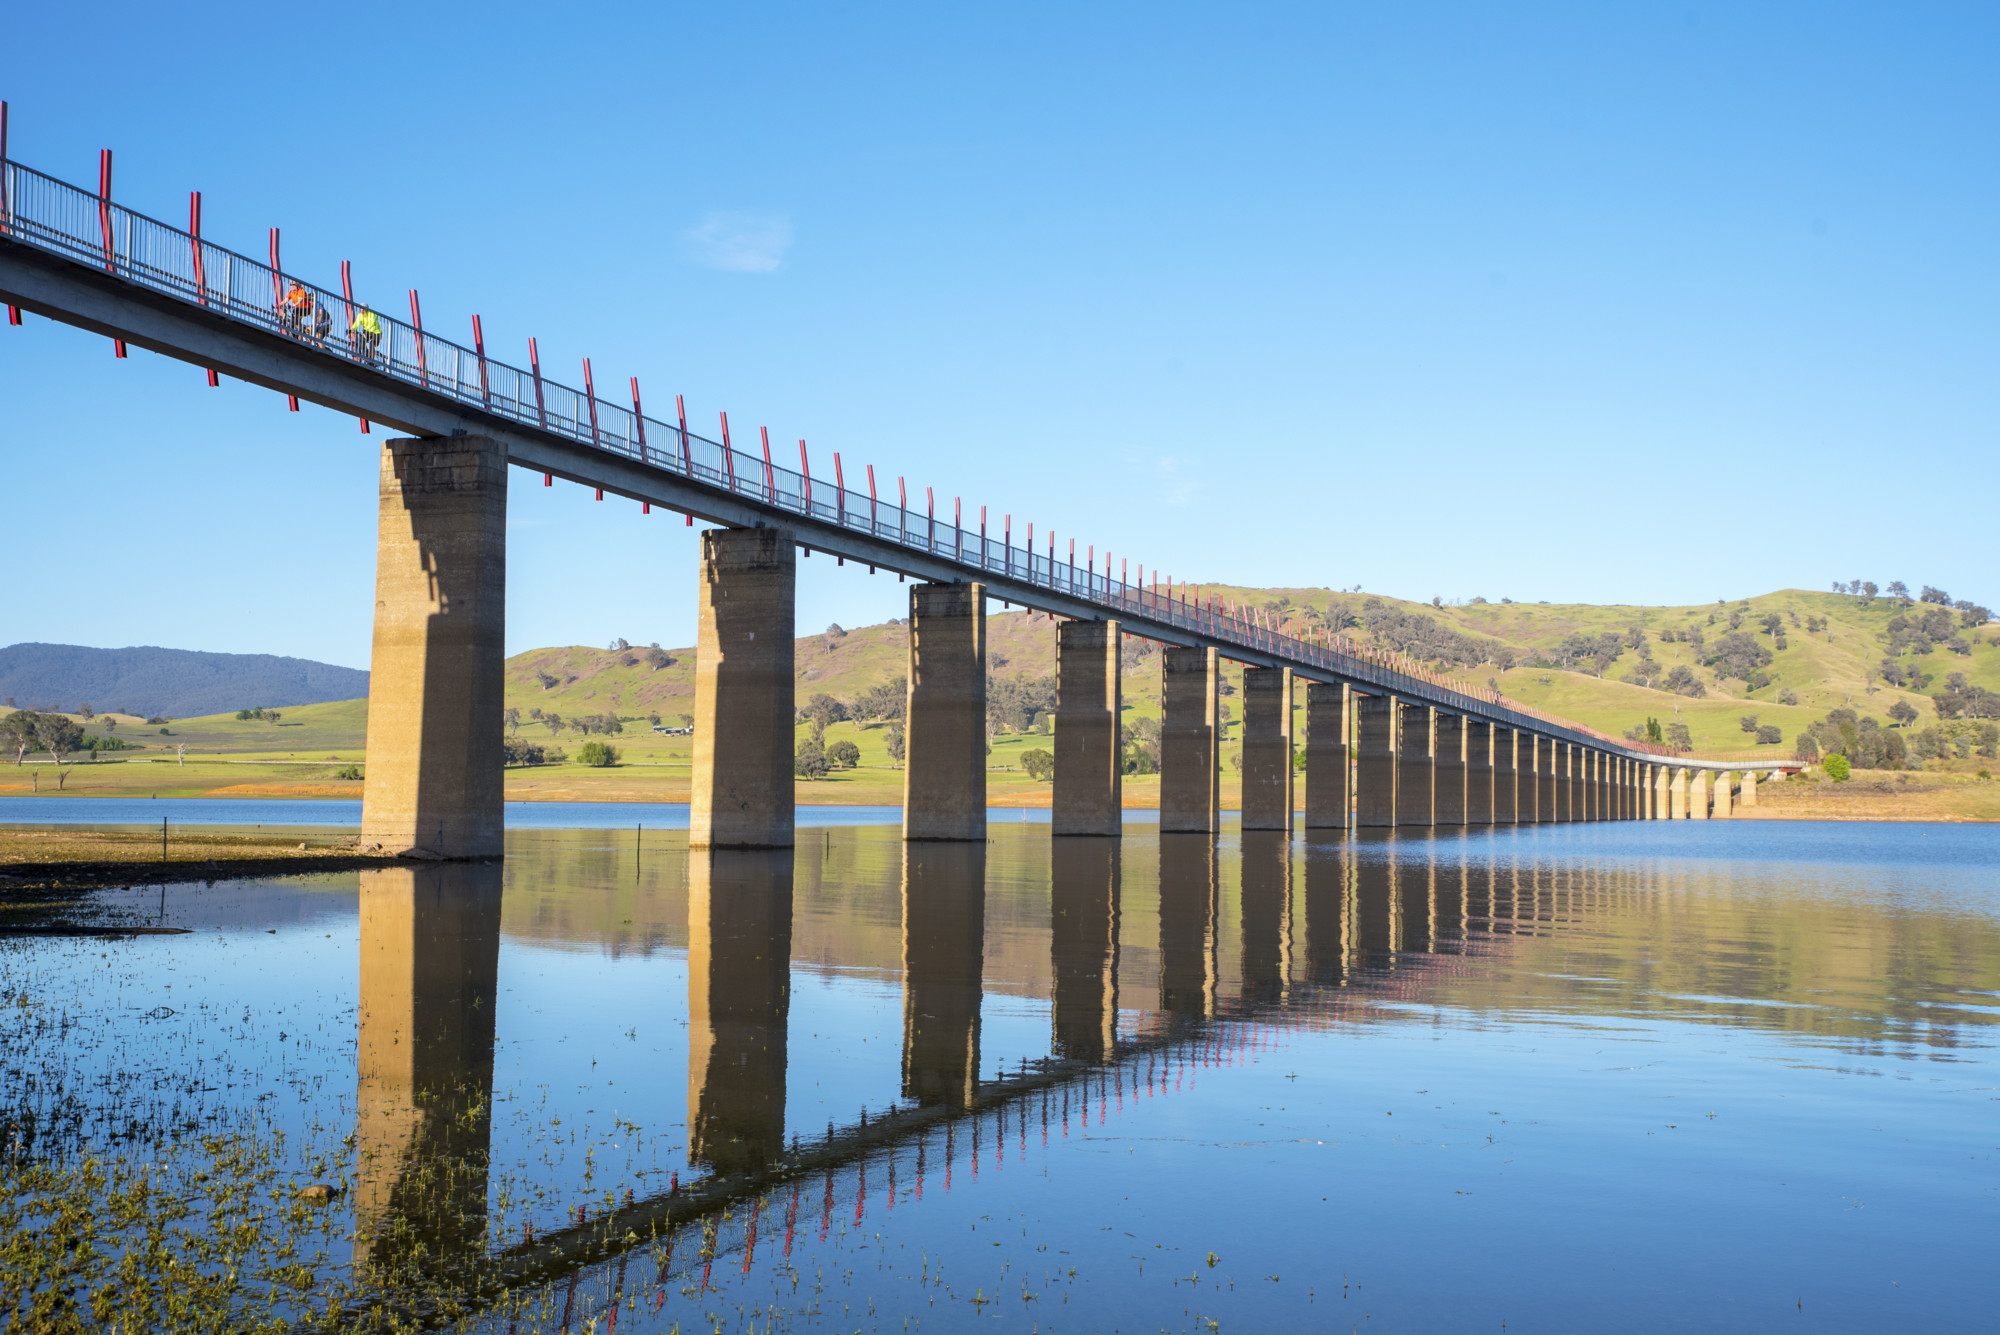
335;821;1979;1327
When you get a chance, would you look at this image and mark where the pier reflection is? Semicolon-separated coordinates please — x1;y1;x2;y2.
352;863;502;1269
1051;840;1120;1061
901;844;986;1110
687;850;793;1175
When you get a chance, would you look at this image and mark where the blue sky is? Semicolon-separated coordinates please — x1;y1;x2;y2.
4;2;1993;668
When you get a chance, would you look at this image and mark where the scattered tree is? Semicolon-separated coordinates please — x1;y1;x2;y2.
828;739;861;768
1824;754;1851;782
1664;721;1693;752
1756;725;1783;746
34;713;84;790
803;693;848;743
1020;748;1055;782
794;738;829;778
1888;700;1920;727
2;711;39;766
1739;715;1759;734
885;721;906;764
504;706;522;736
534;670;559;691
577;740;620;768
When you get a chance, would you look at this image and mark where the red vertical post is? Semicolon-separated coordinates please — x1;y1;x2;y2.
676;394;692;470
97;150;115;273
630;378;649;462
409;290;427;385
759;426;776;500
0;100;10;237
1005;515;1012;575
268;227;282;312
926;486;935;550
719;412;738;490
898;477;908;542
472;316;491;405
529;338;547;425
834;452;846;521
867;464;878;531
798;440;812;511
189;192;207;305
581;357;601;445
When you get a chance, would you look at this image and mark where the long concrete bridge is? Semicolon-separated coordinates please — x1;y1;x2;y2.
0;127;1792;852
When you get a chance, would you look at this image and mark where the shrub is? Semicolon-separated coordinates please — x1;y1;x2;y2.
1020;748;1055;782
333;765;363;780
794;739;828;778
577;741;620;768
1755;725;1783;746
502;739;550;766
1824;754;1851;782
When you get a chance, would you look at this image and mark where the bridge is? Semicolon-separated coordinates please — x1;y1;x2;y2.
0;116;1791;854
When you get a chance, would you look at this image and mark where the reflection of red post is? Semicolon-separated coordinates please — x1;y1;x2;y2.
472;316;491;405
529;338;547;425
630;378;648;462
189;192;207;305
97;150;115;273
408;289;427;385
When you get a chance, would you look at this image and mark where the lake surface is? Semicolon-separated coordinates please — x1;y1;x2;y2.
4;819;1996;1332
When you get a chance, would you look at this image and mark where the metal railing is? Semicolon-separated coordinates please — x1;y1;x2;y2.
0;152;1669;756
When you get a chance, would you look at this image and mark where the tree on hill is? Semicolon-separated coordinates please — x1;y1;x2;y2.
34;713;84;790
644;647;673;671
794;738;829;778
828;739;860;769
2;711;39;765
1702;631;1773;685
850;677;907;727
1886;580;1911;607
504;707;521;736
802;693;848;743
987;673;1057;734
1920;586;1951;605
1888;700;1920;727
1664;721;1693;752
884;721;906;764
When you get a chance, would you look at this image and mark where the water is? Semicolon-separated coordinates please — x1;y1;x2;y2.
3;819;1995;1332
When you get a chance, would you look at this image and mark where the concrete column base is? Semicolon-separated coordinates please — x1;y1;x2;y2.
1465;719;1494;825
1303;682;1350;830
691;528;796;849
1741;770;1759;807
1355;694;1397;828
1492;726;1518;824
1713;770;1733;819
1054;621;1121;836
1396;703;1435;828
1242;666;1295;832
904;583;986;841
1691;770;1712;820
1160;647;1221;834
360;435;508;860
1435;713;1467;826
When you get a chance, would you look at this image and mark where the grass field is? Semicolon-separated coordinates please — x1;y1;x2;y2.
5;585;1989;813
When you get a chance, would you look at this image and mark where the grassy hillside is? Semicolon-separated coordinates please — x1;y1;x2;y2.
8;585;1988;808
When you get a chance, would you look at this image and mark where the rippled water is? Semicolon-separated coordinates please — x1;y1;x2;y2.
5;818;1996;1332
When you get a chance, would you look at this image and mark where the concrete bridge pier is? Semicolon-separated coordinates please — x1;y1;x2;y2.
903;583;987;842
1242;667;1295;832
1465;719;1494;825
360;436;508;859
1050;839;1120;1062
1053;621;1122;836
1671;767;1690;819
1690;769;1711;819
1160;647;1221;834
1656;764;1672;820
1517;733;1539;824
691;527;796;849
1713;770;1733;819
1493;726;1518;824
1435;713;1467;826
1303;682;1350;831
1741;770;1759;808
901;844;986;1110
687;851;793;1174
1537;737;1558;823
1355;693;1398;828
1397;703;1436;828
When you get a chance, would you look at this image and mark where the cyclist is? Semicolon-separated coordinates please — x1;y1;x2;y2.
349;304;383;362
283;280;312;336
312;302;333;346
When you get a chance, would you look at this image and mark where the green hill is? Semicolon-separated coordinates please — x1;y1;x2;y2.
54;585;1985;771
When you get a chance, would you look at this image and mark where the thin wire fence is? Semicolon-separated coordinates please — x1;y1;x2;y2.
0;155;1672;758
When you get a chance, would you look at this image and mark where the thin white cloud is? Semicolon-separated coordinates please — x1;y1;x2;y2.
682;211;794;273
1152;456;1199;507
